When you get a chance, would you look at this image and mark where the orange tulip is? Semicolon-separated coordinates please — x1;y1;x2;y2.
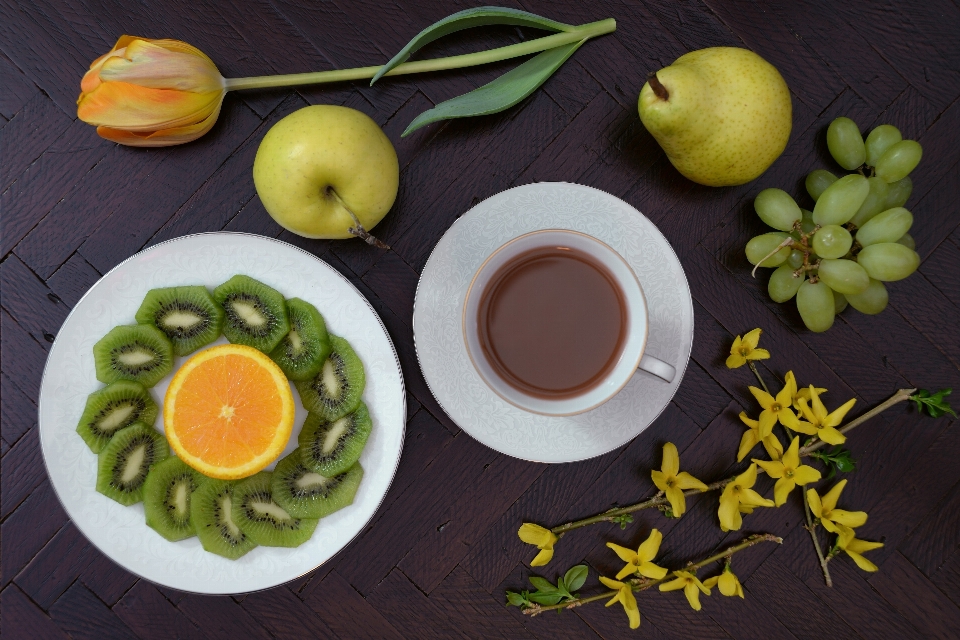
77;36;226;147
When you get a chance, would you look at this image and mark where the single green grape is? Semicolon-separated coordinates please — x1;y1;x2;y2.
884;176;912;209
813;174;870;226
799;209;817;235
755;188;802;231
833;290;848;314
896;233;915;250
848;177;891;228
806;170;838;202
845;278;888;314
857;243;920;281
817;258;870;295
856;207;913;247
769;265;805;302
827;117;866;170
812;225;853;259
875;140;922;182
797;280;835;332
746;232;791;267
864;124;902;167
787;249;806;269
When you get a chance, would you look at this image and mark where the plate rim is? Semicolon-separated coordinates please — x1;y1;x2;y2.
37;231;407;595
412;181;694;463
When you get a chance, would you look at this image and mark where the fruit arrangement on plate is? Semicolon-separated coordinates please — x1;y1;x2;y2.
77;274;371;559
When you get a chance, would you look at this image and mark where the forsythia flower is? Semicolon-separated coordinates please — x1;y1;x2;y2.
737;411;784;462
703;568;744;598
718;464;775;531
651;443;708;517
659;571;711;611
793;386;856;445
726;328;770;369
749;372;802;434
517;523;558;567
839;534;884;572
806;480;868;540
787;372;826;411
599;577;640;629
606;529;669;580
753;436;822;506
78;36;226;146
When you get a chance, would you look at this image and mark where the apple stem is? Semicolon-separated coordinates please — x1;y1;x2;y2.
328;188;391;250
647;72;669;100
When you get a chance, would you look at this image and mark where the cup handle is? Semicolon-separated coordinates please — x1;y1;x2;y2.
638;353;676;383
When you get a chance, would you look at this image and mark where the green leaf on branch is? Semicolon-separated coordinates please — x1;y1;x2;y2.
371;6;573;85
610;513;634;528
505;590;532;607
563;565;588;592
520;567;587;607
911;388;957;418
401;40;583;136
810;446;857;480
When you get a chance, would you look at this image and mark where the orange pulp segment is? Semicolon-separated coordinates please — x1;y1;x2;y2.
164;344;294;479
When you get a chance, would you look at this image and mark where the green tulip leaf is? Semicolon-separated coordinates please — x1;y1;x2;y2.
371;6;573;85
401;40;583;136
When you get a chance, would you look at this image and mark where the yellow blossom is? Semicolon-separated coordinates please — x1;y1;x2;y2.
517;523;558;567
606;529;669;580
599;576;640;629
659;571;711;610
787;372;826;411
748;372;801;434
793;386;856;445
651;443;708;517
806;480;868;539
839;535;884;572
753;437;822;506
726;328;770;368
718;464;775;531
737;411;784;462
703;568;744;598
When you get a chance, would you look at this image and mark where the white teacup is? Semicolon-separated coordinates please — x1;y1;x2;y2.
463;229;676;416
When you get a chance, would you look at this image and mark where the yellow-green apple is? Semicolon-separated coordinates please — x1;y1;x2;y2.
253;105;399;241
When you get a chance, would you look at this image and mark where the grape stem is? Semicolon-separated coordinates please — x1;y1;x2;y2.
751;237;796;278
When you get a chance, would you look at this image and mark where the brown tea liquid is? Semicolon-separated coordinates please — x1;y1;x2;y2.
477;245;628;399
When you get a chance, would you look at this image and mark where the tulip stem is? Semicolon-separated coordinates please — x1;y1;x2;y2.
550;478;733;537
222;19;616;92
799;388;916;457
523;534;781;616
803;489;833;587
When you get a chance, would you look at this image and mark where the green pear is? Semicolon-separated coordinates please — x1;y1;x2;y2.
638;47;791;187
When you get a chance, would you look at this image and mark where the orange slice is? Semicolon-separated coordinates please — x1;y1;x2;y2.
164;344;295;479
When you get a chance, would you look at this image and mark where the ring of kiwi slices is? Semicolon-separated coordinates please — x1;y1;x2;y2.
78;274;371;560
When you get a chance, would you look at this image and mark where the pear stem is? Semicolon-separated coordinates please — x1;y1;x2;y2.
647;72;669;100
326;188;390;249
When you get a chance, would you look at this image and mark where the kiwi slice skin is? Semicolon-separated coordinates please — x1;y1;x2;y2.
135;286;224;356
143;457;203;542
96;422;169;506
191;479;257;560
269;298;332;381
231;471;319;547
93;324;174;388
213;275;290;354
295;335;365;421
299;402;372;477
273;451;364;519
76;380;158;453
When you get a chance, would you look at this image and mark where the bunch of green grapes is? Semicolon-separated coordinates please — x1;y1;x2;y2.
746;117;922;332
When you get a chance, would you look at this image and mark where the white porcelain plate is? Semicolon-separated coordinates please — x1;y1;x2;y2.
38;232;405;594
413;183;693;463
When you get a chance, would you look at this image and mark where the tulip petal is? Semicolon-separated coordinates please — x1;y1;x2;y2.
94;97;222;147
99;39;224;92
79;81;224;131
637;529;662;563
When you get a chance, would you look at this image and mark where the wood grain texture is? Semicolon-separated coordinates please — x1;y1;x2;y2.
1;0;958;637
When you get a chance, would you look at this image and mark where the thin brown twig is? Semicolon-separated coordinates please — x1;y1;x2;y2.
799;388;916;456
803;489;832;587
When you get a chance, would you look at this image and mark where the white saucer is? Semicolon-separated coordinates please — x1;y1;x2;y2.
413;183;693;463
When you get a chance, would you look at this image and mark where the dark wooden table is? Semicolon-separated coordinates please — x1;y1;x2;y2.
3;1;960;638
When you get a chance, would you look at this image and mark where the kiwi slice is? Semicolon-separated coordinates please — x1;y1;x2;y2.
96;422;169;506
269;298;332;381
299;402;372;477
273;451;364;519
143;457;203;542
213;275;290;353
93;324;174;388
231;471;319;547
76;380;159;453
294;335;365;421
135;286;224;356
191;478;257;560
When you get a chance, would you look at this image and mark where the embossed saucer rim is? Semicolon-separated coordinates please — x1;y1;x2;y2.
37;231;406;595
